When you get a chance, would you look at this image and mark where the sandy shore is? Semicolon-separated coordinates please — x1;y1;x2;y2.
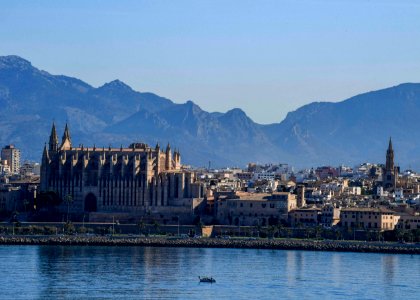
0;235;419;254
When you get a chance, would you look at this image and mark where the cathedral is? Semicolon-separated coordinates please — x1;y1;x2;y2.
382;137;398;190
40;123;205;223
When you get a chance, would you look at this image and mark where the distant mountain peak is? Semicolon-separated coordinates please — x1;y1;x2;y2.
0;55;33;70
99;79;134;92
184;100;202;111
225;108;247;116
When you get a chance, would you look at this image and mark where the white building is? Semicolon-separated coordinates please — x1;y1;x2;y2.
1;145;20;174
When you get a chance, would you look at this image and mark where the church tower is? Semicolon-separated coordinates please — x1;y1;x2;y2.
383;137;397;190
385;137;394;172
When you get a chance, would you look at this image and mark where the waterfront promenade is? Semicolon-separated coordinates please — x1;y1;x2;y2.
1;235;419;254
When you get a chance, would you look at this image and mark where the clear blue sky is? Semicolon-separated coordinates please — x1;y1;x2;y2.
1;0;420;123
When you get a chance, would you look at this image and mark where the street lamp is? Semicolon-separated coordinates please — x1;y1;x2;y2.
112;216;115;235
177;216;180;236
83;214;85;232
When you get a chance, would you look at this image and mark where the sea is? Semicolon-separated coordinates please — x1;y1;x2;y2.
0;245;418;299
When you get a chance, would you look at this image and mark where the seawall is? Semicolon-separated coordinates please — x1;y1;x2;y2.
0;236;419;254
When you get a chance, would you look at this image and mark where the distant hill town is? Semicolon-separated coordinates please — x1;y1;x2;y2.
1;55;420;169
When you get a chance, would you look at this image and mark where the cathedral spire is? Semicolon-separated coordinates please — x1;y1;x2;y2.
42;142;50;161
60;123;72;150
165;143;172;170
63;123;71;141
49;122;59;152
388;137;393;152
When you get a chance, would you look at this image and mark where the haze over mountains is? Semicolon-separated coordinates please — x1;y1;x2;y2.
1;55;419;169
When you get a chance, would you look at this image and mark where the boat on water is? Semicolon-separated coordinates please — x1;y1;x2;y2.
199;276;216;283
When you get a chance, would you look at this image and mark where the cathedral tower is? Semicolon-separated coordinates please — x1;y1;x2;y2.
48;122;59;152
60;123;72;150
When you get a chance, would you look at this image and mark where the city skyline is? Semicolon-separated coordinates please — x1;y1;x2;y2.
1;0;420;123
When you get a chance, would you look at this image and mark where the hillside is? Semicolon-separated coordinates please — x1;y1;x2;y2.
1;55;419;169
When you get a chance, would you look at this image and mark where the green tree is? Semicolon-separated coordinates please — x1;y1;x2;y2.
267;225;276;239
23;199;30;213
137;219;146;235
64;221;75;234
152;220;161;235
63;194;73;222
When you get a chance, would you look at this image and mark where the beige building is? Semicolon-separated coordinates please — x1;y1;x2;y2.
215;191;297;226
289;207;322;227
40;123;205;223
1;145;20;174
395;212;420;230
321;204;341;227
340;207;399;231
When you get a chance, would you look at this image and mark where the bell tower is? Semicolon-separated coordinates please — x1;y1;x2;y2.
385;137;394;172
383;137;397;190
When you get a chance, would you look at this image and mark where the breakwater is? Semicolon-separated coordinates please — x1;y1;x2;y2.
0;235;419;254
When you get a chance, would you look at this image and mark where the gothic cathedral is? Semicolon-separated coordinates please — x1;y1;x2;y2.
40;123;204;223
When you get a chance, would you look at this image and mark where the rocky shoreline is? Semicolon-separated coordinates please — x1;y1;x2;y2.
0;235;419;254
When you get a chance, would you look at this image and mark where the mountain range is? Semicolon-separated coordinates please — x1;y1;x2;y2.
1;55;419;170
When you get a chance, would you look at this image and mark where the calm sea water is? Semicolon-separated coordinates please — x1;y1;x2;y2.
0;245;418;299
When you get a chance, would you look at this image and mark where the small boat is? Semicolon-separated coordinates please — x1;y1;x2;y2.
199;276;216;283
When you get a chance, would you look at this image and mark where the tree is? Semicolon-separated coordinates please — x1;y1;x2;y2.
137;219;146;235
63;194;73;222
267;225;276;239
23;199;30;213
314;225;323;239
152;220;161;235
64;221;75;234
396;228;406;242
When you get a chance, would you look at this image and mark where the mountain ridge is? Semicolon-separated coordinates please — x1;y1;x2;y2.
1;55;419;169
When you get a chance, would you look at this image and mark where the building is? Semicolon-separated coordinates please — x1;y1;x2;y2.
235;172;253;181
20;161;41;176
321;204;341;227
40;123;205;223
0;185;21;213
1;145;21;174
0;160;11;175
289;207;322;227
395;212;420;230
315;166;339;180
296;185;306;207
340;207;399;231
215;191;297;226
383;138;398;190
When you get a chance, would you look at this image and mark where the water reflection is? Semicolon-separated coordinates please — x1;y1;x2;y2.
0;246;418;300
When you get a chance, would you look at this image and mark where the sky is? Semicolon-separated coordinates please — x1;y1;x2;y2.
1;0;420;124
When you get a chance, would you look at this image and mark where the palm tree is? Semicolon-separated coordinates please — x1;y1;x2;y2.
152;220;161;235
63;194;73;222
137;219;146;235
23;199;29;213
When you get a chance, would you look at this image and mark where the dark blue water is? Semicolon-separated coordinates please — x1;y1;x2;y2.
0;246;418;299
